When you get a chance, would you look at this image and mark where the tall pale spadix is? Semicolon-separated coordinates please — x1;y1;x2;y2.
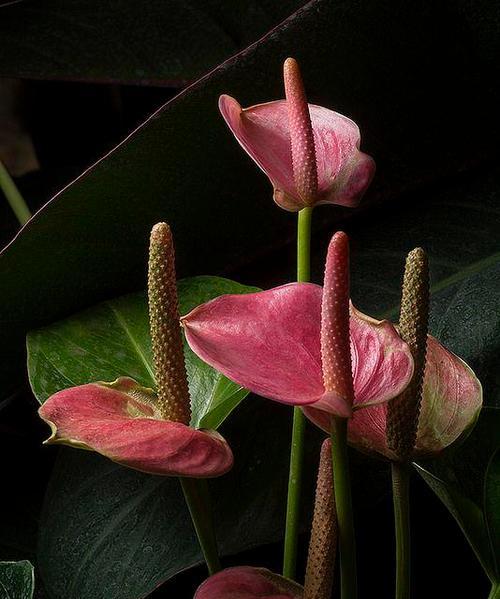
386;248;429;460
148;222;191;424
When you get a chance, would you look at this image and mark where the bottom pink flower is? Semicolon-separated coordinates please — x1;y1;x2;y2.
194;567;303;599
38;377;233;477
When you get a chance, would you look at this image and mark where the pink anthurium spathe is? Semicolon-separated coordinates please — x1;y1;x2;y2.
182;233;414;419
194;567;304;599
219;58;375;212
37;223;234;478
39;377;233;477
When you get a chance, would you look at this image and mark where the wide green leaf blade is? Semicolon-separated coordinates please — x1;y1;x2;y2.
485;449;500;580
416;408;500;582
0;0;304;85
27;276;258;428
0;561;35;599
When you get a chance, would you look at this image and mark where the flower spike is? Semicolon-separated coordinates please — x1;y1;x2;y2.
386;248;429;460
304;439;337;599
321;231;355;413
283;57;318;206
148;222;191;424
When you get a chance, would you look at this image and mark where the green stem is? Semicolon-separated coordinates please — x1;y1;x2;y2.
0;159;31;225
283;206;313;580
488;584;500;599
180;477;221;575
392;462;411;599
331;416;357;599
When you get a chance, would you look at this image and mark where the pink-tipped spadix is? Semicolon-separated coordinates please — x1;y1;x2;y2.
219;58;375;212
283;57;318;206
320;232;355;414
38;223;234;478
182;232;414;419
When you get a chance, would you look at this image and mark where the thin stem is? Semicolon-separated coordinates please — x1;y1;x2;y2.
392;462;411;599
297;206;313;281
0;159;31;225
180;477;221;575
331;416;357;599
283;206;313;580
488;584;500;599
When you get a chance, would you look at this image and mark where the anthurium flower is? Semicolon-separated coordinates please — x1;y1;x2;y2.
38;223;233;478
182;232;413;419
219;58;375;211
194;567;304;599
340;335;483;460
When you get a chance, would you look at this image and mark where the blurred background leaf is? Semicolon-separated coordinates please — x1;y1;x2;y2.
0;0;305;86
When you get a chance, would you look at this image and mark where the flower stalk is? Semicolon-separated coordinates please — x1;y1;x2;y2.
0;158;31;225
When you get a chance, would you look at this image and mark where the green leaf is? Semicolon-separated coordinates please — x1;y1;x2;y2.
0;1;304;85
415;407;500;582
0;561;34;599
485;449;500;580
27;276;258;429
1;0;496;399
36;398;323;599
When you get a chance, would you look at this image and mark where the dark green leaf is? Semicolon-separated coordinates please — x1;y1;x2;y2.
485;449;500;580
0;561;34;599
0;0;304;85
2;0;498;399
415;408;500;582
27;276;258;428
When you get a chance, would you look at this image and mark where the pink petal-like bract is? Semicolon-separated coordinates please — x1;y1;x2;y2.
219;94;375;212
194;567;303;599
38;378;233;477
182;284;413;418
346;335;483;459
